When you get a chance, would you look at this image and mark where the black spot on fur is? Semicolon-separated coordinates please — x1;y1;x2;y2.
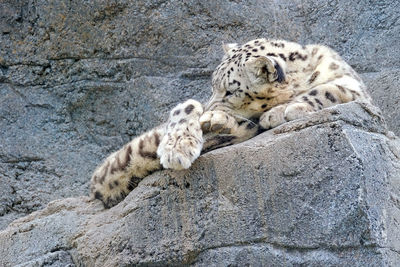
179;118;187;124
309;90;318;96
289;52;296;61
325;91;337;103
303;96;315;107
261;104;268;109
233;79;241;86
329;62;339;70
350;90;361;97
245;92;254;100
185;104;195;114
173;109;180;116
138;139;158;159
98;162;109;184
308;71;320;84
109;182;114;190
154;133;160;146
260;46;265;50
289;51;307;61
110;159;120;174
173;136;182;149
279;53;287;61
337;85;346;93
120;145;132;171
315;98;323;107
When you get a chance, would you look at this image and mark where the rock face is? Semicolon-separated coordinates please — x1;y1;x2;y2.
0;0;399;229
1;102;399;266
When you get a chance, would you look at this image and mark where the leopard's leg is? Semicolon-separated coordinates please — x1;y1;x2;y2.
259;105;288;130
200;110;260;152
90;99;203;208
259;83;358;129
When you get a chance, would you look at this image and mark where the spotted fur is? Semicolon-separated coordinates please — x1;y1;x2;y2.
207;38;371;130
91;39;371;208
90;100;204;208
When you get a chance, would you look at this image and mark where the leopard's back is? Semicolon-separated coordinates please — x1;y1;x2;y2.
208;39;371;127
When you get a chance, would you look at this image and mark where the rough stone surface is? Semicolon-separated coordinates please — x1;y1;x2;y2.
362;69;400;138
0;102;399;266
0;0;399;242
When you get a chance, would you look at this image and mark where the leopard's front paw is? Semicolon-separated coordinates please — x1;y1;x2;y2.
158;132;203;170
157;100;204;170
259;105;287;129
199;110;238;134
284;103;315;121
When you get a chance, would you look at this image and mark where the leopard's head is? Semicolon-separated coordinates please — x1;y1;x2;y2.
206;41;287;120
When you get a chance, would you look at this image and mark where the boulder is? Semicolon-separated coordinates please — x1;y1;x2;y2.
1;102;399;266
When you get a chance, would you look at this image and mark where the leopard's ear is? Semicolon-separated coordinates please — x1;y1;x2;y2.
246;56;286;84
222;43;239;54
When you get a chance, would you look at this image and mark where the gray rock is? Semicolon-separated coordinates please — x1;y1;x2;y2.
15;251;75;267
0;102;399;266
362;69;400;136
0;0;399;231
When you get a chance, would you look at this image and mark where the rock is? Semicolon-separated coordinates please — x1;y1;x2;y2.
362;69;400;137
1;0;399;231
1;102;399;266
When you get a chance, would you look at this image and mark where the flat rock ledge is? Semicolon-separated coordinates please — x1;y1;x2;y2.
1;102;399;267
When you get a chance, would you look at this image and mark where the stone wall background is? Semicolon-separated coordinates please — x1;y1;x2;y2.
0;0;399;229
